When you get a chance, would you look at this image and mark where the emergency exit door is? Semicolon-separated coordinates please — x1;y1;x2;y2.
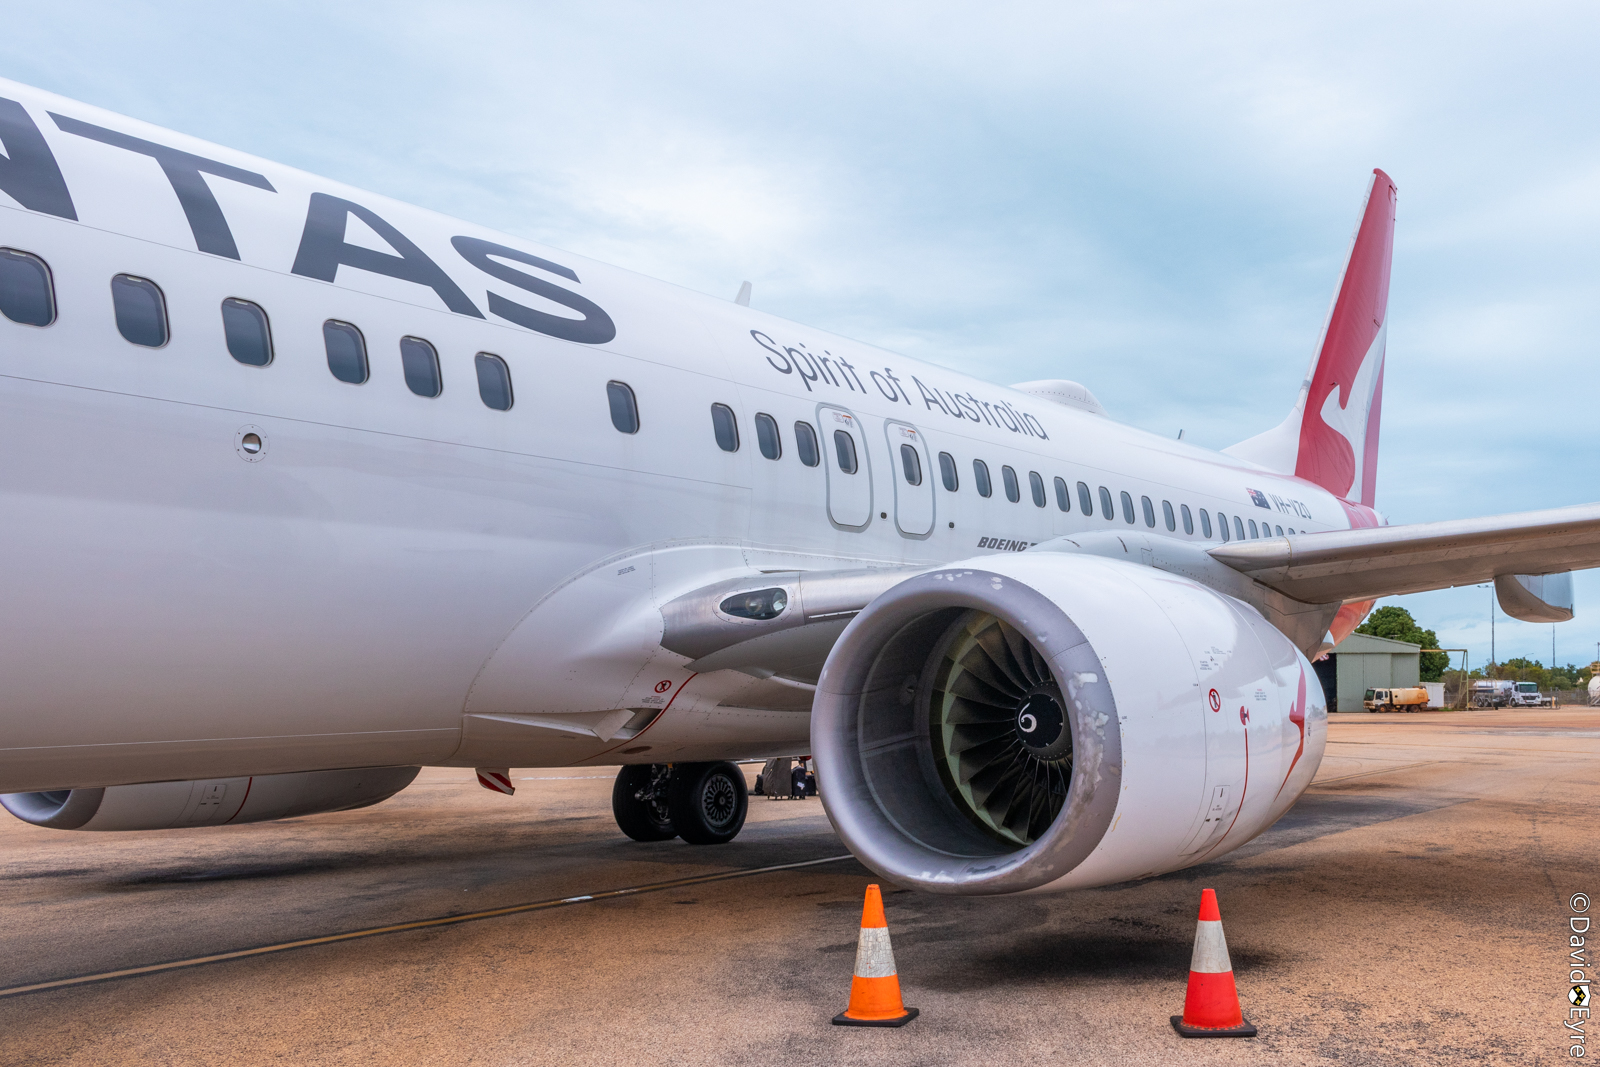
820;406;872;529
885;420;934;537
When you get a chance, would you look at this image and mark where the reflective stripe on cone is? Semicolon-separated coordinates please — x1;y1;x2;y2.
833;884;919;1027
1171;888;1257;1038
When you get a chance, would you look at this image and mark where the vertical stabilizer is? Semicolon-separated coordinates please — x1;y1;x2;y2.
1224;170;1397;508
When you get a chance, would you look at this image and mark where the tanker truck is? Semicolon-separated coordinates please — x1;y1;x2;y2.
1363;686;1431;712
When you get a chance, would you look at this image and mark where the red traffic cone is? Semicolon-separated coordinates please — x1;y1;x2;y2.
832;884;918;1027
1171;888;1257;1038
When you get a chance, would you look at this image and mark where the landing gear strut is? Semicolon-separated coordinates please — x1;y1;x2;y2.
611;762;749;845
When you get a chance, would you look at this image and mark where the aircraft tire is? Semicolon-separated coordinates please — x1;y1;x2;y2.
612;765;678;842
668;761;748;845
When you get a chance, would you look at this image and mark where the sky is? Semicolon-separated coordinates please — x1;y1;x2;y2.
3;1;1597;671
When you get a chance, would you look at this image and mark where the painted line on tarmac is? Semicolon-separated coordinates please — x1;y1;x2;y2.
0;853;857;1000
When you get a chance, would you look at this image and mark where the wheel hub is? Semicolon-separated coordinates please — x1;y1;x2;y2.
701;774;737;828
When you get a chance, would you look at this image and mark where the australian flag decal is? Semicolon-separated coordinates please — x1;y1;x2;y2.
1247;488;1271;509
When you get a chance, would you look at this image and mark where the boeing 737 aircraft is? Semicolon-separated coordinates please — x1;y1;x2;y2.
3;78;1598;896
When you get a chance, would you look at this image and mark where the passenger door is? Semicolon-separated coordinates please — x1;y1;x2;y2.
884;420;934;537
820;406;872;529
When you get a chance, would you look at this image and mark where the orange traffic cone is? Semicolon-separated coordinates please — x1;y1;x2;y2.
832;884;919;1027
1171;888;1257;1037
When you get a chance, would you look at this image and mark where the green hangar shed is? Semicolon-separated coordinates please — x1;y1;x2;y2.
1312;632;1422;713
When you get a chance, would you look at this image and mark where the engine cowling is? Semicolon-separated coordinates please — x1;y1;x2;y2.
811;553;1325;895
0;766;420;831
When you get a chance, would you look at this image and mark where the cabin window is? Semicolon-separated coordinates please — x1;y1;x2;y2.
607;381;639;434
1029;471;1046;507
1078;481;1093;515
1234;516;1245;540
1120;491;1135;524
1199;508;1212;538
1054;477;1070;512
939;451;958;491
1218;512;1230;541
400;336;441;398
221;298;271;366
1002;465;1020;503
1180;503;1194;534
323;319;367;384
755;413;781;459
1287;527;1295;535
833;428;858;473
795;421;820;467
711;403;739;451
1275;524;1284;537
112;274;168;348
1141;495;1156;527
974;460;993;498
1248;519;1259;539
1162;500;1176;531
1099;486;1114;520
0;248;55;327
475;352;513;410
900;443;923;485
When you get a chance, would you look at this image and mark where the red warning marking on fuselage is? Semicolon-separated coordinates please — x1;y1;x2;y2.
1208;689;1221;712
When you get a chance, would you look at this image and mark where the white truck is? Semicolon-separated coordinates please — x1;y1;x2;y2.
1511;681;1550;707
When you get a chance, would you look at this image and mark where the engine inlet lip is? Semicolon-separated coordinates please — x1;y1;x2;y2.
813;566;1124;895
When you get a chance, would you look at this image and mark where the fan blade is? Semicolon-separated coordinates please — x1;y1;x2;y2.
942;666;1022;710
972;622;1031;692
938;692;1011;726
997;621;1042;688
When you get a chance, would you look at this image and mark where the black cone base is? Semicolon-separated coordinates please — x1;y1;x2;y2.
833;1007;919;1027
1171;1015;1257;1038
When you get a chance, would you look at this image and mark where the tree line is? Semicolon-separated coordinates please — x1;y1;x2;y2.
1354;605;1592;689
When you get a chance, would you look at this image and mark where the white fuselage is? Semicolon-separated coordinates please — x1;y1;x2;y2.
0;78;1356;793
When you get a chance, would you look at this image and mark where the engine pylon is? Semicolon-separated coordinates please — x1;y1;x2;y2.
1171;888;1257;1037
832;884;918;1027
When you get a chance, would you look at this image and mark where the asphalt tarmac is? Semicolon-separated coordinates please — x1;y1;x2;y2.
1;707;1593;1065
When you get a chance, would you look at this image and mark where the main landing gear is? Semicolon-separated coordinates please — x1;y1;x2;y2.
611;762;749;845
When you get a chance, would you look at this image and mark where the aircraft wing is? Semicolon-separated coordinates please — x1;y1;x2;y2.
1208;503;1600;614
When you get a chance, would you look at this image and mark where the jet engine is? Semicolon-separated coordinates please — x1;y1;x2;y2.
0;766;420;831
811;553;1325;895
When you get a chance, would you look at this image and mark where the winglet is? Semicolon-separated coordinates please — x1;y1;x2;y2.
1225;170;1397;508
735;280;752;307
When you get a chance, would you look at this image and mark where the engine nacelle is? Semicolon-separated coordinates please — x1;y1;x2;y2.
0;766;420;831
811;554;1325;895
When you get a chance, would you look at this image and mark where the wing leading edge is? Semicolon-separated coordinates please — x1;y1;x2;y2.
1208;503;1600;618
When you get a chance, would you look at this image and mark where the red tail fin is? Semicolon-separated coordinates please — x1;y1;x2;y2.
1225;170;1397;508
